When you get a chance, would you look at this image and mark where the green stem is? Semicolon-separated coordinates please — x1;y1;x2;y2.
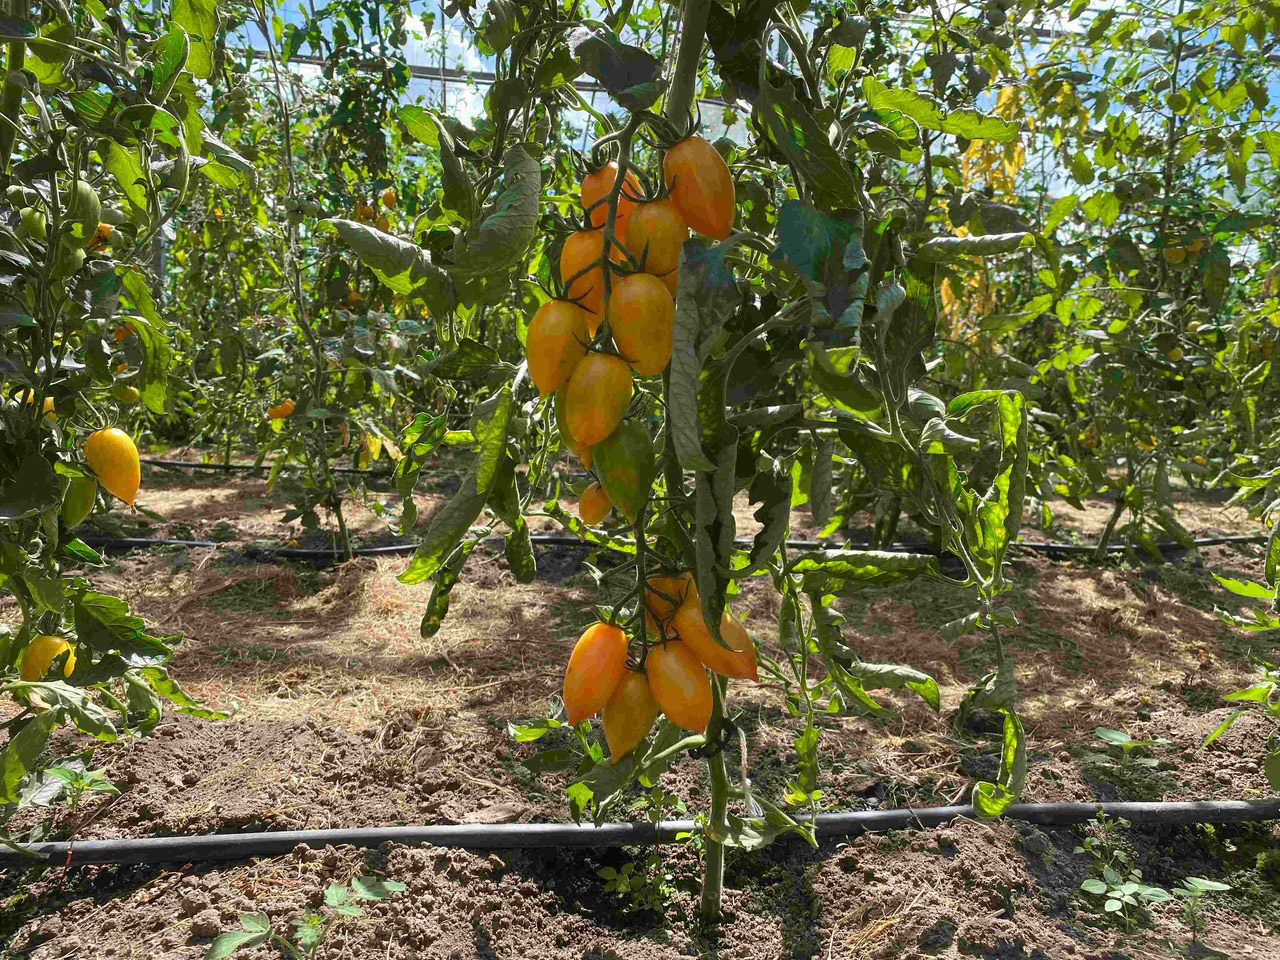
663;0;710;125
0;3;24;175
699;674;729;925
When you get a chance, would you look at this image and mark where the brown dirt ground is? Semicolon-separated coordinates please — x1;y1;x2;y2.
3;473;1279;959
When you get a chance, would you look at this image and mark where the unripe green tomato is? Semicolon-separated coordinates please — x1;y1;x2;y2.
116;384;141;405
61;476;98;529
53;244;86;278
63;180;102;249
17;207;47;242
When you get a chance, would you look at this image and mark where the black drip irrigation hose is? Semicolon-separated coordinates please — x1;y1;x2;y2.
71;532;1269;564
141;458;395;479
4;799;1278;867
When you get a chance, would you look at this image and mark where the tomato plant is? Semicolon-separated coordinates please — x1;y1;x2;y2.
0;0;224;844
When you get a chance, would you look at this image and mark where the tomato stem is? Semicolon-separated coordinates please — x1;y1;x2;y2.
699;673;729;925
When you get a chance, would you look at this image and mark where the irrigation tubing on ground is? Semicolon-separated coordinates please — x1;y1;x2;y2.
140;458;395;479
3;799;1278;867
72;532;1269;564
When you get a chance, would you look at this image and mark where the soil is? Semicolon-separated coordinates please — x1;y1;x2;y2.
3;463;1279;959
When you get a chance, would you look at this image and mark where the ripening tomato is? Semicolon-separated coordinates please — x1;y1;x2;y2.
645;639;711;733
602;669;660;763
20;635;75;682
562;353;633;447
663;136;735;241
559;228;617;327
382;188;397;208
268;398;295;419
526;300;589;398
608;273;675;376
671;591;759;681
645;572;693;625
376;215;391;232
624;197;686;292
581;161;640;231
554;390;593;470
578;481;612;525
112;325;129;342
84;427;139;506
563;622;628;724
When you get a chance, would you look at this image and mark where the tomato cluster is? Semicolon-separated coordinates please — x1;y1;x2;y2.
563;572;757;762
527;137;735;527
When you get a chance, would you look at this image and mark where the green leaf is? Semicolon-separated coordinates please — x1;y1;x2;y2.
1;710;58;803
504;517;537;584
398;106;473;220
0;454;58;520
471;384;513;495
671;241;740;471
1044;194;1078;233
694;436;738;645
1212;573;1275;600
13;681;117;741
324;219;446;295
755;80;859;207
448;146;540;278
788;549;940;594
420;538;480;638
205;932;269;959
104;142;148;215
734;458;793;577
200;132;256;189
172;0;217;79
351;876;407;900
399;461;486;585
863;78;1019;143
593;420;657;524
566;25;664;110
427;339;510;382
915;232;1034;262
769;201;866;327
845;660;940;711
72;590;173;659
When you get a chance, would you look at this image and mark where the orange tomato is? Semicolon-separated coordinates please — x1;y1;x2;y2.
581;161;640;230
602;668;660;763
578;480;612;525
624;197;686;291
671;593;759;681
645;639;711;733
268;398;295;419
526;300;589;397
561;353;633;447
112;326;129;342
608;273;675;376
645;572;693;625
84;427;140;506
559;228;613;327
382;188;397;208
554;391;593;470
376;215;391;232
88;222;113;252
563;622;628;724
663;136;734;241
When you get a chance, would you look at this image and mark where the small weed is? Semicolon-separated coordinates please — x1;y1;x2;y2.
1075;813;1172;928
597;786;693;914
1172;876;1231;942
206;875;405;958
